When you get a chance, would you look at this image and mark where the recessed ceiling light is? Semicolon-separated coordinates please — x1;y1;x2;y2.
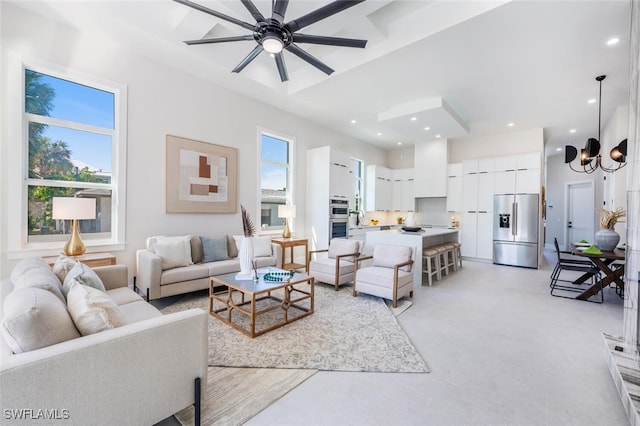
424;126;430;131
377;132;382;136
411;117;417;121
588;98;597;104
569;129;576;133
435;134;441;138
350;119;357;124
556;147;562;152
607;37;620;46
397;142;402;145
507;122;515;127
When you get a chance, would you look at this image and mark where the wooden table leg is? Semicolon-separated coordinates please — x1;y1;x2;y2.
577;259;624;300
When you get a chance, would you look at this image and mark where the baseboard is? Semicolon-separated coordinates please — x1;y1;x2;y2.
603;333;640;426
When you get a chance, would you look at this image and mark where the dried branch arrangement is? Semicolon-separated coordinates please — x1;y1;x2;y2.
598;207;626;229
241;205;256;237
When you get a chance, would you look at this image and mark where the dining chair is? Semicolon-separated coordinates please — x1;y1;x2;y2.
550;237;602;302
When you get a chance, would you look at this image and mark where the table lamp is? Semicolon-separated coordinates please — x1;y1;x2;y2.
52;197;96;256
278;204;296;238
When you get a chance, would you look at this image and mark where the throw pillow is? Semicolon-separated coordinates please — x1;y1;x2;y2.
13;267;66;304
66;281;127;336
233;235;273;258
154;239;193;270
52;255;78;282
372;244;413;272
1;287;81;354
200;236;228;263
328;239;360;260
63;262;106;295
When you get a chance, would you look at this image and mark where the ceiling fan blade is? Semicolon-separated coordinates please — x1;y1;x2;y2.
173;0;258;32
285;0;365;33
240;0;266;23
272;0;289;24
292;33;367;48
286;43;334;75
232;45;264;73
274;52;289;82
184;35;255;45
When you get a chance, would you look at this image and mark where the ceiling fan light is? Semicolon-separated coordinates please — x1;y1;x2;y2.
263;36;283;54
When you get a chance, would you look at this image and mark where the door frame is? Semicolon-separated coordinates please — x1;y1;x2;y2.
563;179;595;250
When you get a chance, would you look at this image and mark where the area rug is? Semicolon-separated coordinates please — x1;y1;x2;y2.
386;298;413;317
161;284;428;373
173;366;316;426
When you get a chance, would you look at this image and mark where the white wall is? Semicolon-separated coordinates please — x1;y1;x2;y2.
448;127;544;163
0;3;386;279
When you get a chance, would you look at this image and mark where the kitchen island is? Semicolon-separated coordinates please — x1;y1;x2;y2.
365;228;459;286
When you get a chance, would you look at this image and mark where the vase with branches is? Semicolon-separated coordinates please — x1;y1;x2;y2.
237;205;256;279
595;207;625;251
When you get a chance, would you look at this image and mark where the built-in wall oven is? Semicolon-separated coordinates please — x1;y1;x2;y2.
329;198;349;219
329;198;349;239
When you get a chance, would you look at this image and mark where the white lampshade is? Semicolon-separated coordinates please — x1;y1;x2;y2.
52;197;96;220
278;204;296;219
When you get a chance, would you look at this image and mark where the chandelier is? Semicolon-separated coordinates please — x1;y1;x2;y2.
564;75;627;173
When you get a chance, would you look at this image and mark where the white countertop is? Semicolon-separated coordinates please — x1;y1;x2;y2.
367;228;458;237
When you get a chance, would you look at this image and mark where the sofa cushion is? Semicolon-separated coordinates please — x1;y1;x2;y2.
10;256;50;283
328;239;360;260
13;266;65;304
63;262;106;295
310;258;355;276
200;236;229;262
1;287;80;354
206;259;242;276
52;254;78;282
227;235;238;258
356;266;413;288
66;281;128;336
106;287;145;306
154;238;194;270
160;264;210;286
118;300;163;323
190;235;203;264
372;244;413;272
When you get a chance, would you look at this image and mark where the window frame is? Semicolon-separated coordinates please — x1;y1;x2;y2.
257;127;295;235
6;55;127;258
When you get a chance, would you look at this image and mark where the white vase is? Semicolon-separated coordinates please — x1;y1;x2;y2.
239;236;254;276
594;228;620;251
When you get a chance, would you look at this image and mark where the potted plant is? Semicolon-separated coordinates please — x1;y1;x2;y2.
595;207;626;251
396;216;404;225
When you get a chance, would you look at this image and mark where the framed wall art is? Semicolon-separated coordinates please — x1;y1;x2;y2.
166;135;237;213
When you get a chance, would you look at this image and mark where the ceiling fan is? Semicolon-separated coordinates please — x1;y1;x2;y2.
174;0;368;82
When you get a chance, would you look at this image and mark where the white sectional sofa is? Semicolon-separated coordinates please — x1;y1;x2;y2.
136;234;281;301
0;257;208;426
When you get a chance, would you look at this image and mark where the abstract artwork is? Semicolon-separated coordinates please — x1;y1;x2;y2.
166;135;237;213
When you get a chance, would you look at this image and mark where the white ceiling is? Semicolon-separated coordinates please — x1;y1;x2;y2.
11;0;631;157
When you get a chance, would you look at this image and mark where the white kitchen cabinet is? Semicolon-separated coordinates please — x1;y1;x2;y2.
477;171;495;211
476;211;494;259
461;211;478;257
393;168;415;211
494;152;540;195
329;149;354;200
365;165;392;211
414;139;448;197
446;163;462;212
515;168;541;193
462;159;494;260
462;173;478;211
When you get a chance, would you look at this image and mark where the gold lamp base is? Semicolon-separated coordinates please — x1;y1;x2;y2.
282;219;291;238
63;219;86;256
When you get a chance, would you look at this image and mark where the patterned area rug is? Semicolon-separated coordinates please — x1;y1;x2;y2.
161;284;428;373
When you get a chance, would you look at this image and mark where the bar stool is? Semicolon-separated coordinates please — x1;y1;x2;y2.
434;244;451;277
422;247;441;286
450;242;462;270
440;243;457;273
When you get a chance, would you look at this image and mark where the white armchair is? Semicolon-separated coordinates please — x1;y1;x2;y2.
353;244;414;307
306;239;363;291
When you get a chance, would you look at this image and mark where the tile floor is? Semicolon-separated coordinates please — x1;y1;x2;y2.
245;251;629;426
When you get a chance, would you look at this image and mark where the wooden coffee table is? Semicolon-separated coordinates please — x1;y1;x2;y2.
209;270;314;338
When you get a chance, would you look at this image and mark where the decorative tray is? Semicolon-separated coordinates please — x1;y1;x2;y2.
263;270;295;282
401;226;422;232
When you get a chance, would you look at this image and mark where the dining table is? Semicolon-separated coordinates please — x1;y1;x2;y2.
570;244;626;301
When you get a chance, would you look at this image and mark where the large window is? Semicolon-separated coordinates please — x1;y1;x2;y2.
8;62;127;255
259;131;293;232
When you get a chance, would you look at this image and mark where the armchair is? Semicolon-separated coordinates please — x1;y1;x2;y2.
353;244;414;308
307;239;363;291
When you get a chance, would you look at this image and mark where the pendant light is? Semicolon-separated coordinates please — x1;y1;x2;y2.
564;75;627;173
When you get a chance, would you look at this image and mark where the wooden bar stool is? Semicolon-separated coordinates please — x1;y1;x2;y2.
422;247;441;286
441;242;459;272
434;244;451;277
450;242;462;270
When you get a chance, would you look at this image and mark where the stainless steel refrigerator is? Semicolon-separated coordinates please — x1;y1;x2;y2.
493;194;539;268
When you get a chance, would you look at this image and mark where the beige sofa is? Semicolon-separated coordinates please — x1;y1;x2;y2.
136;234;281;301
0;257;208;426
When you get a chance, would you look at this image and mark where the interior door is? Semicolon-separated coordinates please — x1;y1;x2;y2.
566;181;594;246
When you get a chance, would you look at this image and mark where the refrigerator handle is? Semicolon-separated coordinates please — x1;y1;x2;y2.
512;202;518;236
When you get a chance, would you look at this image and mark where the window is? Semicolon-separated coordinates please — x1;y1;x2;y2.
259;131;293;232
7;60;127;256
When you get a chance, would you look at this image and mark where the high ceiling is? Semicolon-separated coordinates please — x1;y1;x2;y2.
11;0;631;157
